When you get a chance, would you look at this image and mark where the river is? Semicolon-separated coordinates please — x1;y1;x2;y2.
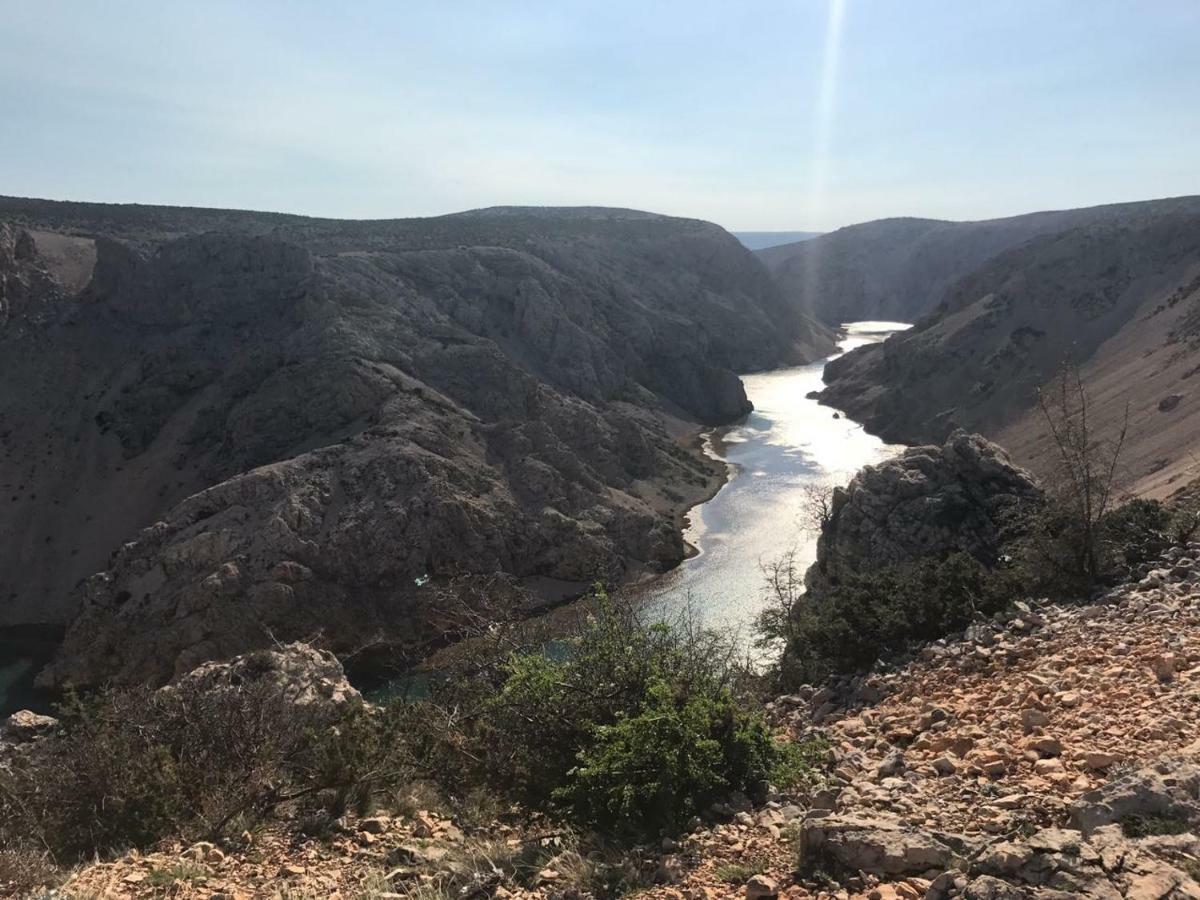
642;321;910;644
0;322;908;715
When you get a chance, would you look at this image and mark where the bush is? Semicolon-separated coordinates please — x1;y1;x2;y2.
554;676;777;837
772;553;1022;684
0;680;413;863
424;589;809;840
1014;498;1172;596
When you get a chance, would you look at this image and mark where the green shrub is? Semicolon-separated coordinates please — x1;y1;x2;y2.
1120;814;1194;838
1014;498;1173;596
777;552;1022;684
770;733;832;790
715;863;762;884
425;589;802;840
553;676;777;836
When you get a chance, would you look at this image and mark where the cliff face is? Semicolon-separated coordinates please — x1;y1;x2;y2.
815;206;1200;496
0;198;834;687
758;195;1200;326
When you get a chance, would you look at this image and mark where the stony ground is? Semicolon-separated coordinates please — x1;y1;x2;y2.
638;544;1200;899
40;546;1200;899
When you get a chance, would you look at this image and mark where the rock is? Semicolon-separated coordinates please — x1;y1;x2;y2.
878;751;907;778
1070;758;1200;836
3;709;58;742
182;842;216;862
1082;752;1121;771
360;816;390;834
1150;653;1177;682
1023;736;1062;758
799;813;973;876
961;875;1027;900
932;756;959;776
1020;709;1050;733
746;874;779;899
162;642;361;719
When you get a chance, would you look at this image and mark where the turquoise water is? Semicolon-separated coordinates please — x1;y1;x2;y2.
0;629;60;716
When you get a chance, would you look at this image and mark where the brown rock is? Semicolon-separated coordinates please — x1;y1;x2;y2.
746;874;779;899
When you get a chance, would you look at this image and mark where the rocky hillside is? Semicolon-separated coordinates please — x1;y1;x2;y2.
0;196;833;688
643;545;1200;900
758;196;1200;326
41;541;1200;900
816;205;1200;496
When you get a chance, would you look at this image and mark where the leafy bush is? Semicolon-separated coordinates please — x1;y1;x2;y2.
554;676;777;837
425;589;810;840
771;553;1022;685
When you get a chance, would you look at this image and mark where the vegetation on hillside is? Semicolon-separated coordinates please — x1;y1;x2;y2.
0;590;827;890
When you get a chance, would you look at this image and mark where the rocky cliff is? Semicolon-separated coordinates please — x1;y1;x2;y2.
816;205;1200;496
0;197;834;687
758;195;1200;326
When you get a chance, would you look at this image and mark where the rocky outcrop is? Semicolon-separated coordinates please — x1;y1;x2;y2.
809;431;1042;589
799;812;975;877
2;709;58;744
0;199;833;687
622;542;1200;900
163;642;361;718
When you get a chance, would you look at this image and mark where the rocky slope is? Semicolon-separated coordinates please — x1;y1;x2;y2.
758;196;1200;326
0;197;834;688
816;204;1200;496
43;543;1200;900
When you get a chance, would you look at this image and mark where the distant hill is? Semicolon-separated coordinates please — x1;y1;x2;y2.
815;198;1200;497
734;231;821;251
758;197;1200;325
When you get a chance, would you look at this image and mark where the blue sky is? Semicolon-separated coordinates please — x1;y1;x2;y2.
2;1;1198;230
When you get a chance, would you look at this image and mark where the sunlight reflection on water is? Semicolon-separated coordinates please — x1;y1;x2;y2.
642;321;911;648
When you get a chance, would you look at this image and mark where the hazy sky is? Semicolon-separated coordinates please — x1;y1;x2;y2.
2;1;1198;230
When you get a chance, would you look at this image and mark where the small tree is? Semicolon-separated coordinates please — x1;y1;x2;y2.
1036;361;1129;587
797;482;836;535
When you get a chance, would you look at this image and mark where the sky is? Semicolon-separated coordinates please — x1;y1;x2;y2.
1;1;1198;231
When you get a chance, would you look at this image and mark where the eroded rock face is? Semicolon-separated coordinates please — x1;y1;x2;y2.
799;812;975;876
1070;758;1200;837
808;431;1042;589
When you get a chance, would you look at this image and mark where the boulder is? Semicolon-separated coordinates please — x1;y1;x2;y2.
799;813;974;876
3;709;59;743
1070;759;1200;836
163;642;361;719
